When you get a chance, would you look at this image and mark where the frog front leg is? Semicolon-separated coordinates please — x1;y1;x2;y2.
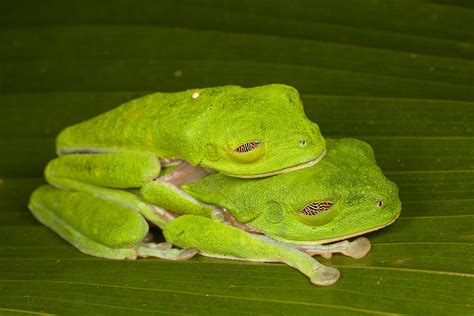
294;237;372;259
140;161;217;218
29;185;197;260
45;150;216;221
163;215;341;286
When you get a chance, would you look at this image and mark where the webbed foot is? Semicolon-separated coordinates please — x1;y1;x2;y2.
310;265;340;286
345;237;371;259
298;237;372;259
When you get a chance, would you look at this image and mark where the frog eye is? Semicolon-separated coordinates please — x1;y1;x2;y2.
376;200;384;208
300;201;333;216
296;201;336;226
234;141;263;153
230;141;265;163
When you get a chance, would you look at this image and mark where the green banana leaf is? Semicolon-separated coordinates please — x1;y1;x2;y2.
1;0;473;314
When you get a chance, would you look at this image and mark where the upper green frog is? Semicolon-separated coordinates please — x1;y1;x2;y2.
41;84;325;219
57;84;325;177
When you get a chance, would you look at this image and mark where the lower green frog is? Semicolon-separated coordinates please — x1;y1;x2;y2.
29;138;401;285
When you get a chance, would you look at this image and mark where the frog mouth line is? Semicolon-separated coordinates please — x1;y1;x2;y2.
274;213;401;246
225;148;327;179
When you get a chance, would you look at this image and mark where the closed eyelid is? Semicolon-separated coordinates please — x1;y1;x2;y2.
234;141;263;153
300;201;333;216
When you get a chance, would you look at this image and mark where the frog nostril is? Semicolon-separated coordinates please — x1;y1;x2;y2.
376;200;384;208
299;139;307;147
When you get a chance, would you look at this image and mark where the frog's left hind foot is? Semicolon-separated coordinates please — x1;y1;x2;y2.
28;185;197;260
297;237;372;259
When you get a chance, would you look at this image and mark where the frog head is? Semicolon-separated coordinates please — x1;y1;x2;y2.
198;84;326;178
183;138;401;244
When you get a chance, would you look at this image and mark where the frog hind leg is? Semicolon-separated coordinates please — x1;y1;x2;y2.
163;215;340;286
46;151;215;220
29;185;197;260
44;151;174;228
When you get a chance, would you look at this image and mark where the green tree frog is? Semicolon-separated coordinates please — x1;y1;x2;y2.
29;138;401;286
42;84;326;218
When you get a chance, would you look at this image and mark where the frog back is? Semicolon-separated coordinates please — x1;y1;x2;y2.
56;86;242;162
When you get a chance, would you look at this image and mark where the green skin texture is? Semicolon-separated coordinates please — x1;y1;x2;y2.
29;138;401;286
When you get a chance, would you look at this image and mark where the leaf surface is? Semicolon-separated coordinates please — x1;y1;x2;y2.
0;1;473;314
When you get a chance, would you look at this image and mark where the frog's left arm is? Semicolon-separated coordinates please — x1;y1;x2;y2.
163;215;340;286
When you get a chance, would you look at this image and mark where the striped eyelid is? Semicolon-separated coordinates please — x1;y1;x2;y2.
300;201;333;216
234;141;263;153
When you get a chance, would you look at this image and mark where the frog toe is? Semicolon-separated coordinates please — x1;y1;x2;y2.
346;237;371;259
178;247;200;260
310;265;340;286
137;243;198;260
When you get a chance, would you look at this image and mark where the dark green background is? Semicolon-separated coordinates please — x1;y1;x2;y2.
1;1;473;314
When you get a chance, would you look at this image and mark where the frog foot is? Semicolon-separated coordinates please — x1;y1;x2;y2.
310;265;340;286
297;237;372;259
137;242;198;260
345;237;371;259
